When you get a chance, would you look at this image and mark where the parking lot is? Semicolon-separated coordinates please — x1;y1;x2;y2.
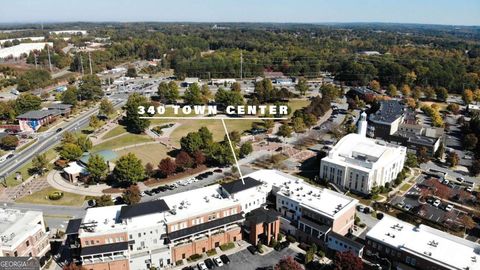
219;248;298;270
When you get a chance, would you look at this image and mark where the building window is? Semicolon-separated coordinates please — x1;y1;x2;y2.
26;240;30;247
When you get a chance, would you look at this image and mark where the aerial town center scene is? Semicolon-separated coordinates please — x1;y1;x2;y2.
0;1;479;270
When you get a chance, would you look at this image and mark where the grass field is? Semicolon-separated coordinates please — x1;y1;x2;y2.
16;187;85;206
287;99;310;115
400;183;413;192
116;143;169;165
92;133;153;152
101;125;128;140
6;149;57;187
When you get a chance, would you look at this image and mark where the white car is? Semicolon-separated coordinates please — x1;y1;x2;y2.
197;262;208;270
214;257;224;267
466;186;473;193
433;199;441;207
445;204;454;212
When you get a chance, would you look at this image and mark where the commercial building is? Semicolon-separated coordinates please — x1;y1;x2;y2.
0;209;50;266
390;123;444;156
368;100;406;139
365;214;480;270
67;169;358;269
320;116;406;194
17;110;58;133
0;42;53;59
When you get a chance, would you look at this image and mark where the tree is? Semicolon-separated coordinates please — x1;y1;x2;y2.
434;142;445;160
180;132;204;154
158;157;177;177
295;77;309;96
474;88;480;102
463;89;474;104
406;153;418;167
192;150;206;166
78;75;103;101
113;153;145;183
31;153;49;175
369;80;380;91
61;131;77;145
417;147;430;164
320;84;340;99
87;154;108;182
292;117;306;133
207;142;235;166
99;98;115;117
263;119;274;130
215;87;244;108
277;124;292;138
436;87;448;101
184;83;204;105
239;142;253;158
76;134;92;152
401;84;411;97
124;93;150;134
333;251;364;270
15;93;42;114
412;87;422;100
201;84;213;103
145;162;155;178
470;159;480;176
89;115;102;130
62;86;78;106
122;185;141;205
230;82;241;92
126;66;137;77
225;131;241;145
175;151;194;169
95;195;113;207
0;135;19;150
447;151;459;167
274;256;302;270
447;103;460;114
423;86;435;100
464;133;478;150
198;126;213;148
462;215;476;233
157;82;179;104
60;143;83;161
387;84;398;97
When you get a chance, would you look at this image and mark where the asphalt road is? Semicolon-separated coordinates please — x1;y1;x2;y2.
220;247;298;270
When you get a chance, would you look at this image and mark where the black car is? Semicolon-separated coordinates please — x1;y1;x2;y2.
220;254;230;264
256;267;274;270
247;245;258;255
6;154;14;159
204;258;215;269
213;169;223;173
56;128;63;133
182;267;194;270
144;190;153;196
274;241;289;251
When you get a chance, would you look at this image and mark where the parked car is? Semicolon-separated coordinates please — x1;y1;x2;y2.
197;262;208;270
433;199;441;207
214;257;223;267
256;267;274;270
466;186;473;193
445;204;454;212
144;190;153;196
403;204;412;211
357;205;365;212
213;169;223;173
442;179;449;185
396;202;405;208
456;177;465;183
219;254;230;265
204;258;215;269
247;245;258;255
274;241;290;251
182;266;195;270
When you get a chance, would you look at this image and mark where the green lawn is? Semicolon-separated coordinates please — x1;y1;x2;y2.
101;125;128;140
16;187;85;206
116;143;169;165
6;149;56;187
92;133;153;152
400;183;413;192
287;99;310;116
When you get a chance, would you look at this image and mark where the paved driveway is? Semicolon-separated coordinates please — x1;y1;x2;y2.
220;248;298;270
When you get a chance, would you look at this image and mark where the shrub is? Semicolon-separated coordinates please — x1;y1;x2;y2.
286;235;297;243
257;243;264;254
188;254;202;261
206;249;217;256
175;260;183;266
47;191;64;200
317;250;325;258
219;242;235;251
278;233;284;242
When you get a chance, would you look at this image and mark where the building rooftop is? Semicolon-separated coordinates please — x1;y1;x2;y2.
246;208;280;225
366;214;480;270
161;184;240;224
0;209;44;248
369;100;405;125
322;133;406;171
47;103;73;110
220;177;263;195
16;109;56;119
80;205;126;236
119;200;170;220
245;170;358;219
80;242;129;256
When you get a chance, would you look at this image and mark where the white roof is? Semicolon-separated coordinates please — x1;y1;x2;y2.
0;42;53;58
322;133;406;171
245;170;358;218
0;37;44;44
80;205;126;236
160;184;239;224
366;214;480;270
0;209;43;248
64;162;86;175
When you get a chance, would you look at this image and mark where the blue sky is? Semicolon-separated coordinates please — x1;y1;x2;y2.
0;0;479;26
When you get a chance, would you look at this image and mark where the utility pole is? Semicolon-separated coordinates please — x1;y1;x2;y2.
88;52;93;75
46;45;53;72
34;53;38;69
79;54;85;75
240;51;243;81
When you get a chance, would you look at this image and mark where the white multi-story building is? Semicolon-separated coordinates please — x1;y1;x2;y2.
320;129;406;194
0;209;50;265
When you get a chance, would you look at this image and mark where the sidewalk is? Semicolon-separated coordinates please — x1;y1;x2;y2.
46;170;117;197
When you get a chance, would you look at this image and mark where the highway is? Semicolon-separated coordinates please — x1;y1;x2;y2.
0;96;125;183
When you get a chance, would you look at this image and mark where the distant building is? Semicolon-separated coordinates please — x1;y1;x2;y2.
0;209;50;266
16;110;58;133
467;104;480;115
49;30;87;35
180;77;199;87
47;103;72;117
0;42;53;59
358;51;381;56
390;123;444;156
320;132;406;194
346;87;377;101
326;231;364;257
368;100;406;139
63;150;118;183
365;214;480;270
